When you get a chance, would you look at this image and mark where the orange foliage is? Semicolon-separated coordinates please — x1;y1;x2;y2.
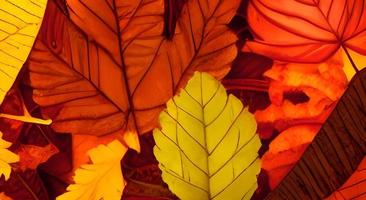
256;52;348;189
262;125;320;189
255;51;347;134
26;0;239;151
245;0;366;63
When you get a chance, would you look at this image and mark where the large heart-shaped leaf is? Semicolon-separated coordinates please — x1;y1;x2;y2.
0;0;47;105
26;0;239;146
153;72;261;200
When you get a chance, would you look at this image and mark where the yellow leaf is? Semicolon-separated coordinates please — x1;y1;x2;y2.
153;72;261;200
0;0;47;105
0;131;19;180
57;140;127;200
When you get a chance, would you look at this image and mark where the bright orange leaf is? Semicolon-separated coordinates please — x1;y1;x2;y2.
255;52;347;133
245;0;366;64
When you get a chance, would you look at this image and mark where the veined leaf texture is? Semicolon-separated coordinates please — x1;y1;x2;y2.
26;0;240;146
154;72;261;200
0;0;47;105
1;0;366;199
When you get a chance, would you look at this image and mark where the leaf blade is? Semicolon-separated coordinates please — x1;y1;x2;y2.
154;72;261;200
0;0;47;105
56;140;127;200
26;0;239;142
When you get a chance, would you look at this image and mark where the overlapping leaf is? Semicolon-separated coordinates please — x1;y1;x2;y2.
17;144;59;171
154;72;261;200
245;0;366;65
0;131;19;180
57;140;127;200
261;125;320;189
266;68;366;199
26;0;239;146
0;0;47;105
326;156;366;200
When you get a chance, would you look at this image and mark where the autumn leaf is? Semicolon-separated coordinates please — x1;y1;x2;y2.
17;144;59;171
0;0;47;106
26;0;240;149
0;170;50;200
261;125;320;189
326;156;366;200
0;192;12;200
0;131;19;181
153;72;261;200
0;0;51;125
255;51;347;136
265;68;366;199
245;0;366;69
57;140;127;200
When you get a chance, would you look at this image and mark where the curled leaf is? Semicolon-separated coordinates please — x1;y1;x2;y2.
154;72;261;200
266;68;366;199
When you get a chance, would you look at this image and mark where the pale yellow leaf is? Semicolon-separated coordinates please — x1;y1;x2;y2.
57;140;127;200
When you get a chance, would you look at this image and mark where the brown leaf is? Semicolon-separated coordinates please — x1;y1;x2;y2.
17;144;59;171
266;68;366;200
261;125;320;189
26;0;239;149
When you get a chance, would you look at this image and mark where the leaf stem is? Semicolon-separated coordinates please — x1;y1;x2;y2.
342;45;359;73
14;172;40;200
0;113;52;125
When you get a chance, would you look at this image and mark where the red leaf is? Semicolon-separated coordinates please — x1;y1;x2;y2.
17;144;59;171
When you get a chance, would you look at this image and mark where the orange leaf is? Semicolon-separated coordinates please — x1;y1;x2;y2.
325;157;366;200
255;52;347;132
17;144;59;171
245;0;366;63
262;125;320;189
26;0;239;149
0;192;12;200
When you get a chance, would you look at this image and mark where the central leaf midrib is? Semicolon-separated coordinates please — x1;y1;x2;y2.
111;0;140;133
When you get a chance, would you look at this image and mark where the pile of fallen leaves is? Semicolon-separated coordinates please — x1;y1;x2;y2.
1;0;366;200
